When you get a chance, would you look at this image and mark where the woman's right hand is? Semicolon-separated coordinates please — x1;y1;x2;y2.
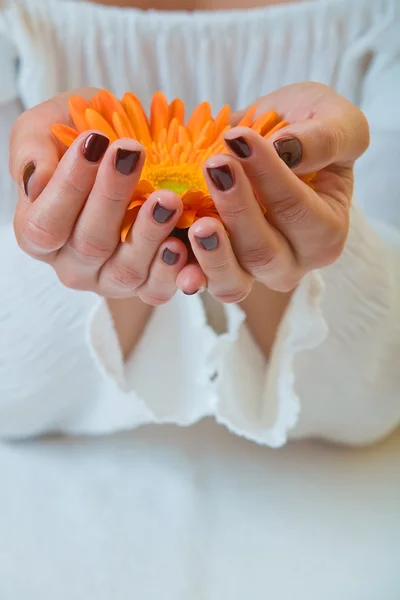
9;88;202;304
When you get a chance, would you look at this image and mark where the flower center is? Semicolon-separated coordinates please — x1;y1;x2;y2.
142;164;208;195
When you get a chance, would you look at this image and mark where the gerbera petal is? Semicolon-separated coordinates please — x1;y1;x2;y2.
167;118;179;150
51;124;79;147
168;98;185;126
151;91;169;142
122;93;152;146
237;105;257;127
251;110;281;136
187;101;212;142
127;199;146;211
181;190;206;208
263;120;289;139
176;209;197;229
69;96;91;133
112;112;136;139
85;108;118;141
93;89;127;127
134;180;155;196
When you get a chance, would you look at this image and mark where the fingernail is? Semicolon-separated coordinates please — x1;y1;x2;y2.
273;136;302;168
153;202;176;224
162;248;179;266
206;165;234;192
184;289;199;296
195;233;219;251
83;133;110;163
225;136;252;159
115;149;141;175
23;161;36;197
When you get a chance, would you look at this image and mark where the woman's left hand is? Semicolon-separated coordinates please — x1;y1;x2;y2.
176;82;369;299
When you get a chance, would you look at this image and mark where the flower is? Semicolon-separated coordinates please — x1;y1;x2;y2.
51;90;315;242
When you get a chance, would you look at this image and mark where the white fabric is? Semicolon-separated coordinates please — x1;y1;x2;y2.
0;0;399;448
0;420;399;600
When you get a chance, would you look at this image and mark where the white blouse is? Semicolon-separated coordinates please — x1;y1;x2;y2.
0;0;399;446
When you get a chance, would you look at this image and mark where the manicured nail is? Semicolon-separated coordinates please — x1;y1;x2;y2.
115;149;141;175
225;136;252;159
184;289;199;296
153;202;176;224
23;161;36;197
162;248;179;266
196;233;219;251
273;136;302;168
83;133;110;163
206;165;234;191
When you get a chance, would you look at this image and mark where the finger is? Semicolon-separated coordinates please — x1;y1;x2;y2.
15;131;110;258
176;263;207;296
62;139;144;268
100;190;183;296
203;153;297;289
223;128;348;269
10;88;100;201
188;217;253;304
249;83;369;170
138;238;188;306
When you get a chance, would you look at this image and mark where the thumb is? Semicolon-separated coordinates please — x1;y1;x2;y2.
267;115;370;174
10;88;99;201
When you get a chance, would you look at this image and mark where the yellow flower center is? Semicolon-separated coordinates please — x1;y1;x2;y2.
141;164;208;195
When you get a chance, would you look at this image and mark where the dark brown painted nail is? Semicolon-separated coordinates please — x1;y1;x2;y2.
273;136;302;168
162;248;179;266
225;136;252;159
153;203;176;224
115;149;141;175
206;165;234;191
83;133;110;162
184;289;199;296
23;161;36;197
196;233;219;251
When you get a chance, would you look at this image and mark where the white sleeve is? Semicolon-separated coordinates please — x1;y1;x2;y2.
212;18;400;447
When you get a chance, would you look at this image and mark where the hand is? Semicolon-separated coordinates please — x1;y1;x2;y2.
10;89;200;305
176;83;370;300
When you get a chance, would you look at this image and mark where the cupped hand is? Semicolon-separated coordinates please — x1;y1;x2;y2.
10;89;201;304
177;82;370;300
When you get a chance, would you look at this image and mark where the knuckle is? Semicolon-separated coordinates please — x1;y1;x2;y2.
139;292;170;307
213;284;251;304
272;196;309;226
69;232;114;262
99;187;130;205
23;215;63;251
57;268;88;291
241;244;278;273
109;262;145;289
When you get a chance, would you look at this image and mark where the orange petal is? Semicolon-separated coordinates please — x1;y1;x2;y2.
237;105;257;127
151;91;169;142
181;190;207;208
93;89;127;127
251;110;281;136
168;98;185;126
167;117;179;150
69;96;91;133
298;172;317;185
178;126;190;148
122;93;152;146
134;180;155;196
112;112;136;139
127;198;146;211
176;209;197;229
263;120;289;139
187;102;212;142
121;207;141;242
51;124;79;147
85;108;118;141
212;105;231;139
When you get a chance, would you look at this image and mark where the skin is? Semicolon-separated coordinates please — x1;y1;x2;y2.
10;1;370;360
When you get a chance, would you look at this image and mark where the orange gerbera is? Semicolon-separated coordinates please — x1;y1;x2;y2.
52;90;315;242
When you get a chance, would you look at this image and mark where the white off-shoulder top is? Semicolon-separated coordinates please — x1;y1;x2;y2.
0;0;399;447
